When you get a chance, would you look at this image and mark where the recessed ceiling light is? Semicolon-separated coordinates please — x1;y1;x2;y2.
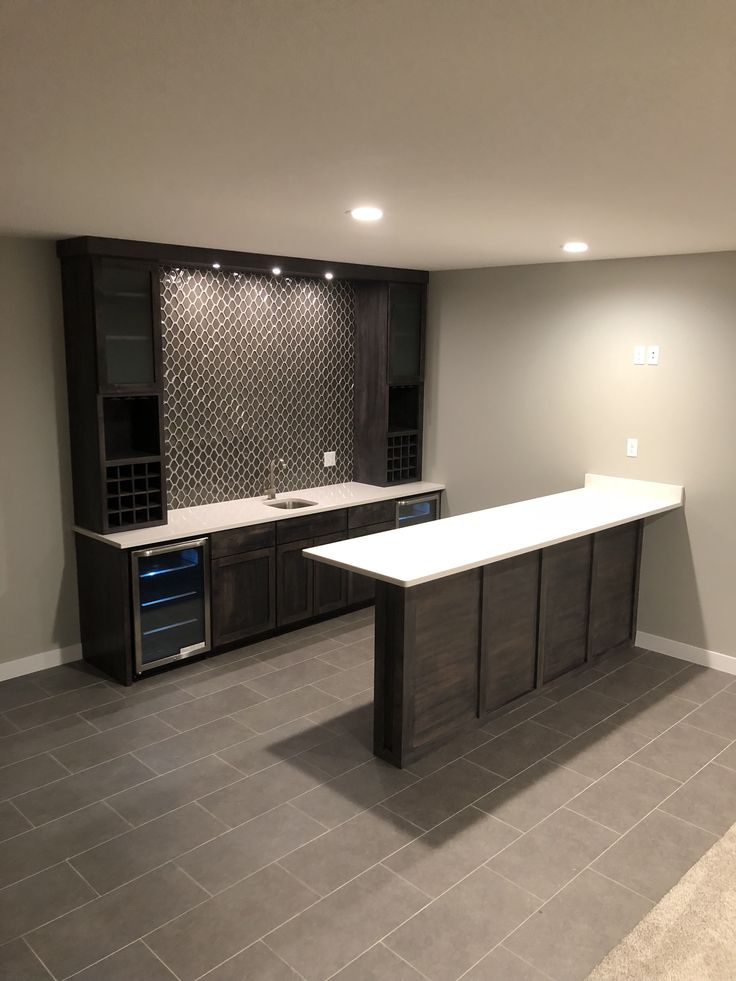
350;206;383;222
325;272;334;280
562;241;588;254
272;266;281;276
212;262;221;269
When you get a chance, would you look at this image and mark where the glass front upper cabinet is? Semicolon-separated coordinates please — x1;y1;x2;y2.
94;259;160;390
388;282;424;383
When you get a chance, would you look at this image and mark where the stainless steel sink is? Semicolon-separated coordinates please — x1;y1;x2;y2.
265;498;318;510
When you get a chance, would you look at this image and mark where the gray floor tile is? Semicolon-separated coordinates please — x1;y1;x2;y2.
27;863;207;980
464;944;552;980
266;864;427;981
489;806;617;900
175;656;276;698
593;807;717;902
331;943;426;980
319;640;373;671
0;802;128;889
134;716;251;774
385;805;519;897
157;683;265;731
383;759;503;830
53;715;177;772
70;941;178;981
255;636;344;671
233;684;339;733
0;676;49;713
282;805;419;896
0;753;67;800
655;663;733;703
107;753;243;825
567;760;680;832
541;668;607;703
13;753;153;826
406;727;493;778
633;651;689;676
467;721;569;778
715;740;736;771
475;759;592;831
480;695;555;736
247;658;341;699
305;690;373;740
293;758;418;828
533;689;624;737
200;758;329;827
386;867;539;981
313;663;373;699
294;731;373;777
606;688;697;737
179;802;324;894
631;721;729;781
71;801;225;892
0;716;15;737
588;662;670;703
6;684;123;731
32;662;106;696
0;800;31;841
148;864;318;981
685;690;736;738
659;761;736;834
0;862;95;945
550;720;650;779
219;716;335;775
203;941;303;981
594;646;646;673
81;683;192;730
0;715;96;767
0;938;53;981
505;869;651;981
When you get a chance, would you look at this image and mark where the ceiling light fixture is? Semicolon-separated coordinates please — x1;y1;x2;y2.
350;206;383;222
272;266;281;276
212;262;221;269
325;271;334;280
562;241;588;254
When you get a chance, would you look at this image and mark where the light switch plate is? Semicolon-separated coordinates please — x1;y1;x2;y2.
626;437;638;458
633;345;646;365
323;451;336;467
646;344;660;365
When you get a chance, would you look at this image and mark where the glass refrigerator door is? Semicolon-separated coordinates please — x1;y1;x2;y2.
133;539;211;672
396;495;440;528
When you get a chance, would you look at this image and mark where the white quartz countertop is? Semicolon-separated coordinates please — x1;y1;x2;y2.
303;474;684;587
75;480;445;549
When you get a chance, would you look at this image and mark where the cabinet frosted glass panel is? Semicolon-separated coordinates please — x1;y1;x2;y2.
388;283;423;382
96;261;156;387
132;539;211;672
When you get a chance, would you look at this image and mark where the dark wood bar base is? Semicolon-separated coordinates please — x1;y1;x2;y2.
373;521;643;767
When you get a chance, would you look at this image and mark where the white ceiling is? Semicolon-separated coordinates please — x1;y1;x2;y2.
1;0;735;270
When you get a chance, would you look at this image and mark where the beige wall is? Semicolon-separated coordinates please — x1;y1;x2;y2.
424;251;736;660
0;237;79;664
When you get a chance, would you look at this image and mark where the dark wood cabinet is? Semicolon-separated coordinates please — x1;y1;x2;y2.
212;547;276;646
540;536;593;684
347;519;396;605
276;539;314;627
590;522;642;656
313;532;348;615
354;282;426;486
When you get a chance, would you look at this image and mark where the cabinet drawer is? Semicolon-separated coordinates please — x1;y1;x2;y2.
349;519;395;539
348;500;396;529
276;509;347;544
211;523;275;558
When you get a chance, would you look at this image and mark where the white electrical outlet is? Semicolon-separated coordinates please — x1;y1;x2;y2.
626;437;638;458
646;344;660;365
323;451;336;467
633;345;646;365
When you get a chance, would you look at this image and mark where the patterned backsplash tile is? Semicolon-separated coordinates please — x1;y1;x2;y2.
160;268;355;508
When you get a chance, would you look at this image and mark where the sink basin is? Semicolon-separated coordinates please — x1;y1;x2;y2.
265;498;318;510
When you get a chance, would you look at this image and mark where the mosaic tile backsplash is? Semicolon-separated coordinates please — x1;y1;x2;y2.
160;268;355;509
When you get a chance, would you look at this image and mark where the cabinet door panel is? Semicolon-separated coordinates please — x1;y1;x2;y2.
590;522;641;657
314;532;348;615
277;539;314;627
540;536;592;683
481;552;540;713
388;282;424;383
347;520;395;605
212;547;275;646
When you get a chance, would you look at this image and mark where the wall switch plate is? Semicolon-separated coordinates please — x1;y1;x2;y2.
626;437;638;458
646;344;660;365
633;345;646;365
323;451;336;467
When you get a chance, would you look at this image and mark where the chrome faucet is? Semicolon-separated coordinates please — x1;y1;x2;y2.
264;458;284;500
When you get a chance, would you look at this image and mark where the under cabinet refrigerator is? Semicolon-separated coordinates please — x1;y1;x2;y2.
131;538;211;673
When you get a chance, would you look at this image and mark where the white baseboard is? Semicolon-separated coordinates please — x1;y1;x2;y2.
0;643;83;683
636;631;736;677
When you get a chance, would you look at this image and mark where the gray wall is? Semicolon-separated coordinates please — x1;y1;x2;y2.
0;238;79;665
424;251;736;661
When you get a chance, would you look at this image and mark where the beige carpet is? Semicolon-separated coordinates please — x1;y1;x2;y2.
587;822;736;981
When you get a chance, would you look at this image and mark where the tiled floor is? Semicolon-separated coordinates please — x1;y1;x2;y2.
1;610;736;981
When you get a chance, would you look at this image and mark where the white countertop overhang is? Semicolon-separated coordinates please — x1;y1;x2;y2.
74;481;445;549
303;474;684;588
